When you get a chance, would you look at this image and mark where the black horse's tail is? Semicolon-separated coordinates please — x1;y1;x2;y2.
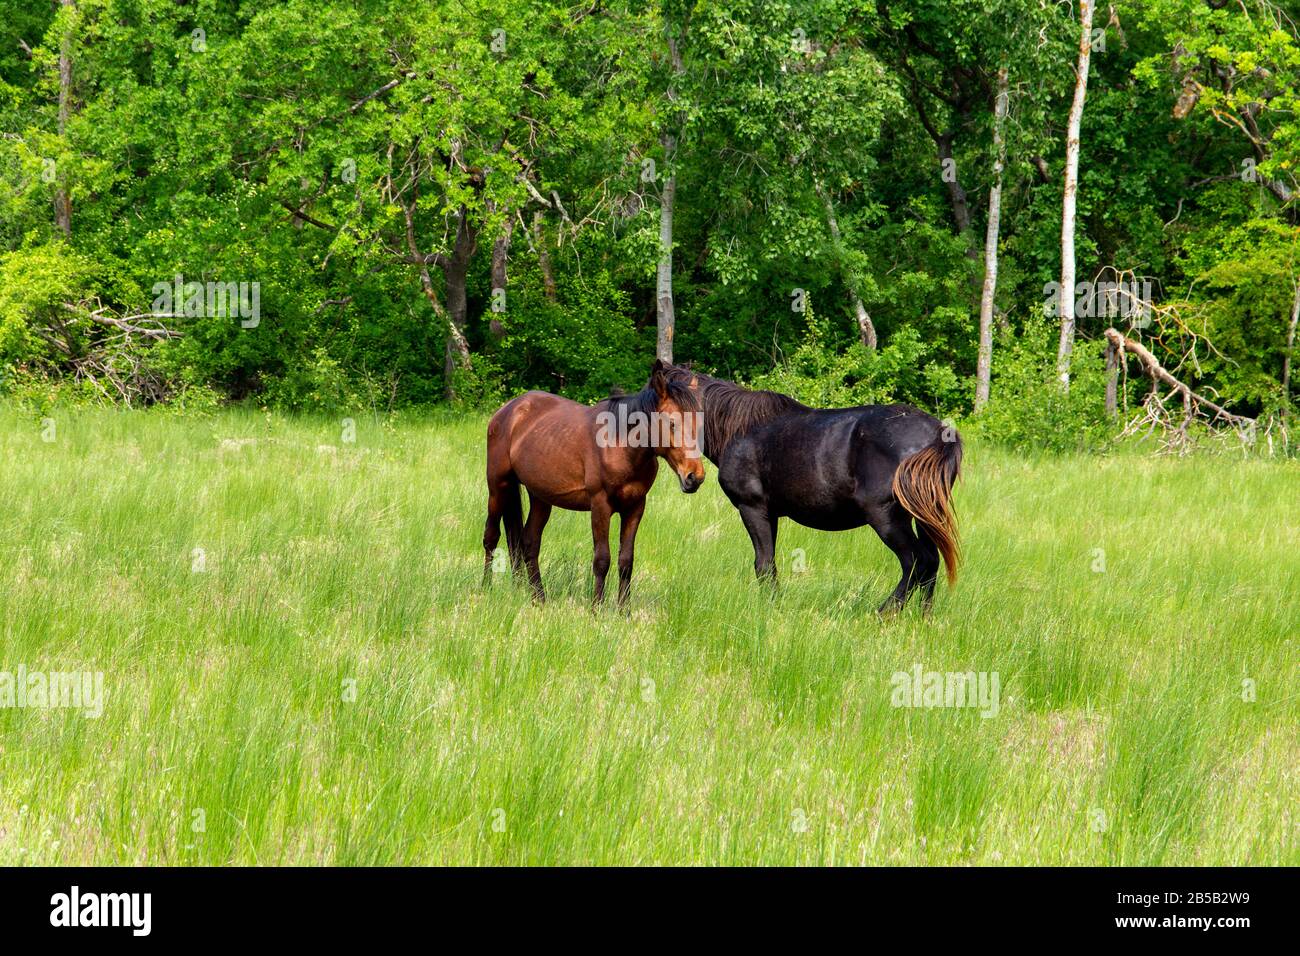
891;432;962;586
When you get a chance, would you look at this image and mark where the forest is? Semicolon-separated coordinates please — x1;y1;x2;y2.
2;0;1299;453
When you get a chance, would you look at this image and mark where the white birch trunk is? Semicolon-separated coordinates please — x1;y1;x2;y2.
656;31;685;365
656;136;677;364
1057;0;1095;389
975;67;1009;412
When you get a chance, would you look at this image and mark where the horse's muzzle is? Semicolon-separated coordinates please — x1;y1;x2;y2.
679;472;703;494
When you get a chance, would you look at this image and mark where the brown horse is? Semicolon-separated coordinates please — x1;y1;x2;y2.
483;360;705;606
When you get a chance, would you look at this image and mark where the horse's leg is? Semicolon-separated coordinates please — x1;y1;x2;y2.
765;516;780;588
483;488;503;585
486;417;525;576
590;494;613;606
483;474;519;584
867;502;921;614
737;504;779;587
615;497;646;609
522;497;552;602
502;477;525;575
913;524;941;613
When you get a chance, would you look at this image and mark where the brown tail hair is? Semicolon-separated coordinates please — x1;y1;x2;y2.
891;435;962;587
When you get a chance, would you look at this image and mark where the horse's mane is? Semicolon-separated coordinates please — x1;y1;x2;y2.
599;374;700;420
664;365;804;462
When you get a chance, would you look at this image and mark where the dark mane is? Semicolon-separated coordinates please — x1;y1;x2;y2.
663;365;804;462
600;375;700;419
599;385;657;419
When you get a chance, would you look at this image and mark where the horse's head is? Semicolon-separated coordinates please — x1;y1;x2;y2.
649;359;706;493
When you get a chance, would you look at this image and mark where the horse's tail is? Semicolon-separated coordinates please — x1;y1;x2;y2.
486;403;526;569
891;432;962;587
501;479;524;566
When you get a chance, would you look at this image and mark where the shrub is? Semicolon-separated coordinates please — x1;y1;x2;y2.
966;318;1114;454
748;311;965;415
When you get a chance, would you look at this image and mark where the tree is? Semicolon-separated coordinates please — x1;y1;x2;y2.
53;0;75;238
224;0;652;398
975;66;1009;412
669;1;897;360
1057;0;1096;388
656;11;687;364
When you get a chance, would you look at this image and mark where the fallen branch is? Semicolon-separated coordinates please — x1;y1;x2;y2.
1104;327;1254;427
1104;326;1268;454
60;303;183;339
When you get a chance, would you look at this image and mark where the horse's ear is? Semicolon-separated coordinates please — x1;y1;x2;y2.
650;358;668;396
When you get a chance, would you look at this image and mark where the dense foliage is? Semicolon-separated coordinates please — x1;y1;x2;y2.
1;0;1297;449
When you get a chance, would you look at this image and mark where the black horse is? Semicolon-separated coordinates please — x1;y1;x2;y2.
664;366;962;612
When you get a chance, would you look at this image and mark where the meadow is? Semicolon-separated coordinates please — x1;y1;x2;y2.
0;406;1295;865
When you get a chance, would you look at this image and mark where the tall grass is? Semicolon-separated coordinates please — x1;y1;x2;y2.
0;406;1295;865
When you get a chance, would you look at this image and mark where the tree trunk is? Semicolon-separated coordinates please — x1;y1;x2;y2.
656;149;676;363
1104;338;1119;417
896;51;980;297
55;0;75;239
818;185;876;349
443;266;471;387
656;29;686;365
412;264;465;400
975;67;1009;413
1284;279;1299;403
936;134;974;237
1104;327;1256;428
488;210;512;338
441;206;478;393
533;210;557;303
937;134;984;308
1057;0;1095;389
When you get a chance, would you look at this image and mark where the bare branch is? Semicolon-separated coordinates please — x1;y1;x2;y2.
60;303;182;339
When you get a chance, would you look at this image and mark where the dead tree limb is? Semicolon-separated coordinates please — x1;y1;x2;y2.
60;303;183;339
1104;327;1262;452
1104;327;1254;427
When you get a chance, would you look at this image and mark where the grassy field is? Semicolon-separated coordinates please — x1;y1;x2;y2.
0;406;1296;865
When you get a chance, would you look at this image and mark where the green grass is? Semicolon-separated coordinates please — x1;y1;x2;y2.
0;406;1296;865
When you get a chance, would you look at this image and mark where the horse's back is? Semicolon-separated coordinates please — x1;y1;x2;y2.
490;389;571;432
718;407;860;516
487;390;596;509
489;391;591;449
847;404;947;461
718;403;948;526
